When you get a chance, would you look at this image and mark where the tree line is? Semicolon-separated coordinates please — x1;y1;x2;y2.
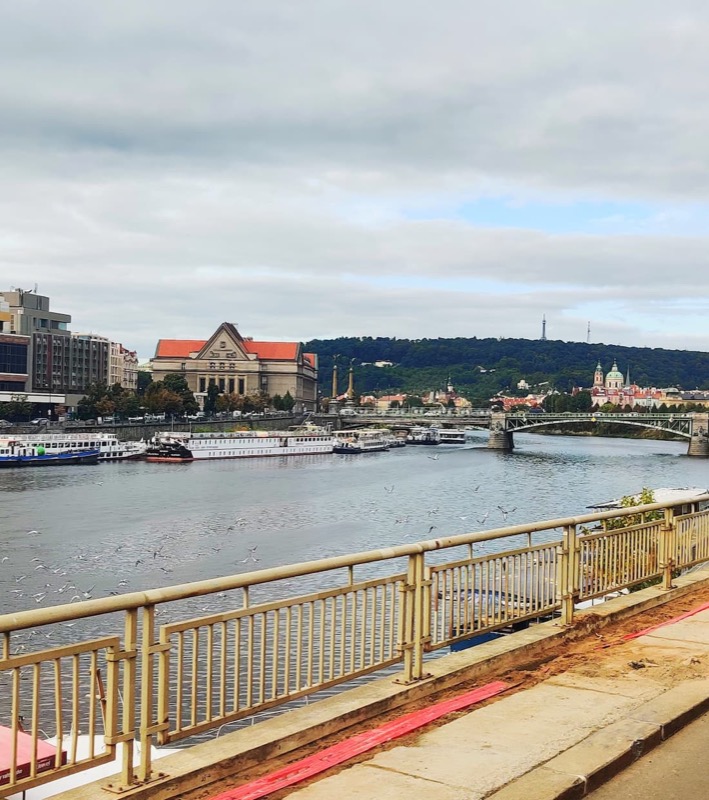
304;336;709;404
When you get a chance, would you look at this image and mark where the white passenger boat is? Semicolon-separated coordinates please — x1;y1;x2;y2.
406;426;441;445
17;432;147;461
436;428;470;445
333;429;390;454
145;428;336;462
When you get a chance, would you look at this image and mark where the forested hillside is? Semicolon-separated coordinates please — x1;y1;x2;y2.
303;337;709;405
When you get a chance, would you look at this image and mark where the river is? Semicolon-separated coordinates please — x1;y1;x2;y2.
1;431;706;617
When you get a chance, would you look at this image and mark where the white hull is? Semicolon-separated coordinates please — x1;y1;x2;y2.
150;430;335;461
15;433;147;461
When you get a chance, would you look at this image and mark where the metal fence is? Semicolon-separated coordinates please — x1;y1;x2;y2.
1;495;708;794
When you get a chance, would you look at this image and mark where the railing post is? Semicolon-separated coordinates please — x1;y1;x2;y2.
557;525;579;626
659;508;677;590
119;610;138;788
138;605;155;783
397;552;431;684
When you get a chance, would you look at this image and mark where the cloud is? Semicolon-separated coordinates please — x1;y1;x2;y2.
2;2;709;361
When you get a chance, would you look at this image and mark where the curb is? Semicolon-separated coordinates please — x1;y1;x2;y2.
488;679;709;800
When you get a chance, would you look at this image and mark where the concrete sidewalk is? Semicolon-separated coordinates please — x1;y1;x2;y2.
287;600;709;799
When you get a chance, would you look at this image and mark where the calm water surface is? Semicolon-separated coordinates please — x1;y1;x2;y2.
1;432;705;616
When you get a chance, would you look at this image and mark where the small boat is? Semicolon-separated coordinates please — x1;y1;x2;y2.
406;427;441;445
0;439;99;468
333;430;390;454
435;428;471;445
588;487;709;514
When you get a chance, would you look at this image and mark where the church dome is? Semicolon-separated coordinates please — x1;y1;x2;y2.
606;361;623;381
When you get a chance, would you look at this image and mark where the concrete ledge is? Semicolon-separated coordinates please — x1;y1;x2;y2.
489;679;709;800
48;569;709;800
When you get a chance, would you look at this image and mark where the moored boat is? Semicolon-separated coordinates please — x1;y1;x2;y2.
406;426;441;445
333;429;390;454
436;428;471;445
145;428;336;462
0;439;100;468
16;432;147;461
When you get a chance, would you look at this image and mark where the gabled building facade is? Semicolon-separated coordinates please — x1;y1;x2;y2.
151;322;318;411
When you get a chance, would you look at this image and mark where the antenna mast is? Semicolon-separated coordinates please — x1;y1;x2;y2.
540;315;547;341
587;321;591;344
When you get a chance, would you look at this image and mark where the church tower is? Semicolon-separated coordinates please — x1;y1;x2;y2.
593;361;604;389
605;360;624;391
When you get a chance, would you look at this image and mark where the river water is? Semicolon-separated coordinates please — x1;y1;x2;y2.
1;431;706;616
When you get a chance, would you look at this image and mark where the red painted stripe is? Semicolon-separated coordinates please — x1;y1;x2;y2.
207;681;510;800
623;600;709;641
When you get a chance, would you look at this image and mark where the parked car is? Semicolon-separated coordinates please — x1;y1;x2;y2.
30;418;48;426
0;420;13;428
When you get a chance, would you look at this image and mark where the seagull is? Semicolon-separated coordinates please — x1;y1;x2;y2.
427;454;440;461
472;485;480;492
27;530;40;535
426;525;437;536
239;546;260;563
384;485;395;494
1;556;8;563
498;505;517;522
477;512;490;525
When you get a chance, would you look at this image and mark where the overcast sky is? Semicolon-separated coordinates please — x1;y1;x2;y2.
2;1;709;360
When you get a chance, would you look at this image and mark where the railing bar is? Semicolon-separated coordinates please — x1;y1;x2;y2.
206;624;214;723
176;631;184;731
271;609;280;701
233;618;241;713
259;613;267;705
53;658;63;769
328;597;335;682
285;606;293;695
219;621;227;719
190;628;199;728
318;598;325;685
71;654;80;764
31;662;40;777
11;668;20;783
246;613;254;708
88;651;98;759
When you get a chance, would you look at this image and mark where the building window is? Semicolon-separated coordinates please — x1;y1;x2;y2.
218;378;225;391
228;378;235;393
238;378;245;394
199;377;206;393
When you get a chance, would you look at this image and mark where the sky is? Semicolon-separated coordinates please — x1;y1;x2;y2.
2;1;709;361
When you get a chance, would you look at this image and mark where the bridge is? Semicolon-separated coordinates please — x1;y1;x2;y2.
333;409;709;456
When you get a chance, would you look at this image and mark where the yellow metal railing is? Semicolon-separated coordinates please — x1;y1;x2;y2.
1;495;708;794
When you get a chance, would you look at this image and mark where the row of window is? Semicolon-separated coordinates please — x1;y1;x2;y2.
0;342;28;374
198;377;246;394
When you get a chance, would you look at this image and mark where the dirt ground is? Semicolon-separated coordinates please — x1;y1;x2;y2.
184;586;709;800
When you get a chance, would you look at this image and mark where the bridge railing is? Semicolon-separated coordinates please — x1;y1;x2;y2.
1;495;708;794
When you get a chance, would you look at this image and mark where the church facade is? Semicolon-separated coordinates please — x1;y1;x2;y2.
590;360;662;408
151;322;318;411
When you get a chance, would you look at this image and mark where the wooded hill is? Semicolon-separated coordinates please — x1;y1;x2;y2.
302;337;709;406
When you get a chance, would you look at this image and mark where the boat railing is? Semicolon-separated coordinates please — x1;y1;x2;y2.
1;496;709;794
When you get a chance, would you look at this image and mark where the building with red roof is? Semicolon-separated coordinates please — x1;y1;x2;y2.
151;322;318;411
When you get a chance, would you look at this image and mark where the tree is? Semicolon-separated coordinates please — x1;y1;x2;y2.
281;391;295;412
163;374;199;414
203;383;220;417
272;393;284;411
137;371;152;395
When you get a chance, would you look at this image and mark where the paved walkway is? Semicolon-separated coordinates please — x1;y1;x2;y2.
281;604;709;800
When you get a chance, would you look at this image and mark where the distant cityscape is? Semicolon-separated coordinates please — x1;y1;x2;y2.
3;287;709;421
